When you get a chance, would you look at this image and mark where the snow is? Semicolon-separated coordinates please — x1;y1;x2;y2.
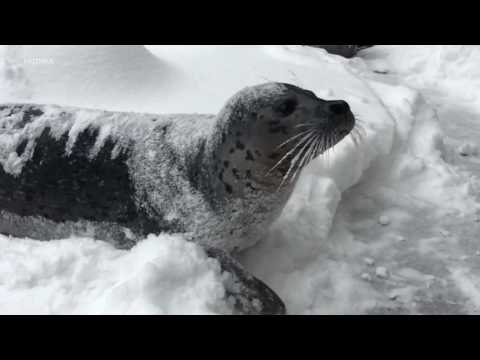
1;45;480;314
0;104;155;176
378;215;391;226
375;267;389;279
0;234;230;314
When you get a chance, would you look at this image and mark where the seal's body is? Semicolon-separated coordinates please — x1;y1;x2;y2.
0;106;205;248
0;104;293;252
0;83;356;314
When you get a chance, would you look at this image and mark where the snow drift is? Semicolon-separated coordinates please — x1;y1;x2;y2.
0;234;229;314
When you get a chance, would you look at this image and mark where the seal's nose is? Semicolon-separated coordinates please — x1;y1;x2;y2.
326;100;350;116
314;100;355;136
323;100;355;136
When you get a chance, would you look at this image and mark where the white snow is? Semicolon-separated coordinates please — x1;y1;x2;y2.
1;45;480;314
378;215;391;226
375;267;389;279
0;234;230;314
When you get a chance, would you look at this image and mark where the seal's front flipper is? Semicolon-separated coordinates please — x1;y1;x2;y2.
205;247;286;315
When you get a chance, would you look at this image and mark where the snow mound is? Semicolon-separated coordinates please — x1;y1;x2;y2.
361;45;480;104
0;45;182;113
0;233;230;314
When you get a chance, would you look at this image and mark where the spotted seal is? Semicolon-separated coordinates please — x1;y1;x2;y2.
0;83;355;315
306;45;374;58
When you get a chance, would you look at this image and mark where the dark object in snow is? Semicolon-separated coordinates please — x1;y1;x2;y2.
305;45;374;58
0;83;356;315
206;247;286;315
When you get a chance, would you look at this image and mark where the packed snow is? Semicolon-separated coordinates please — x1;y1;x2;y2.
1;45;480;314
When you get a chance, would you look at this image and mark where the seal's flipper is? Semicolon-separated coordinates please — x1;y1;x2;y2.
205;247;286;315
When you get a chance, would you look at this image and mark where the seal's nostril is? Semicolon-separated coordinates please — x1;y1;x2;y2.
327;100;350;115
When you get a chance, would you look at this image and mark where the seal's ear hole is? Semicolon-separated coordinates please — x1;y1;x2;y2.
275;98;298;117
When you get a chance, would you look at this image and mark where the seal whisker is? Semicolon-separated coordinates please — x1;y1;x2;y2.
279;132;317;186
324;135;333;168
281;137;314;186
353;122;367;138
350;130;358;146
279;133;318;188
316;133;324;157
306;139;319;169
303;133;321;169
347;129;355;145
354;119;367;135
354;132;362;147
267;131;316;176
352;127;365;146
354;120;365;130
320;136;329;167
309;133;323;161
355;128;364;143
312;133;322;159
330;133;338;154
289;134;318;183
274;129;314;151
318;133;326;153
288;132;318;179
353;113;363;120
305;134;319;164
319;133;328;154
295;123;318;129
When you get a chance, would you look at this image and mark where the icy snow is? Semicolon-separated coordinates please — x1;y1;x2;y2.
1;45;480;314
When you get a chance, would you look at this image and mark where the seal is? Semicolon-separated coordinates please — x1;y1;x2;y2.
306;45;374;58
0;83;355;315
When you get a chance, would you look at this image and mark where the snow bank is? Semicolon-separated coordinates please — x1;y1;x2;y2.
361;45;480;104
0;45;182;113
1;45;479;314
0;234;229;314
1;45;389;113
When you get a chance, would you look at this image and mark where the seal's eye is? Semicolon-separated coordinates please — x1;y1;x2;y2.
275;98;298;117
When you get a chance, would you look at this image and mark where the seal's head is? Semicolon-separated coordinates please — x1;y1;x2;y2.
212;83;355;195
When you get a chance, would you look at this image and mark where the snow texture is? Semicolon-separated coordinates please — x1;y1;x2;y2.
1;45;480;314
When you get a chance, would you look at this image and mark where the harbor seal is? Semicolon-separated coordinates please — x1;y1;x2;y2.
306;45;374;58
0;82;355;315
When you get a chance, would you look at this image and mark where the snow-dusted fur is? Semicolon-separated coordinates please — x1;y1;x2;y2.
0;83;353;254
